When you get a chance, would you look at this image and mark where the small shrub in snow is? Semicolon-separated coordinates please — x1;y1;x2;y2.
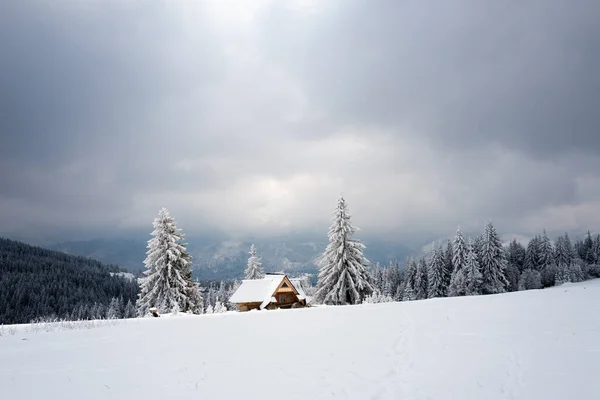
362;292;394;304
0;325;17;337
213;301;227;314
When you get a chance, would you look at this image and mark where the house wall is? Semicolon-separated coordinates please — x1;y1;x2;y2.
237;302;262;312
274;291;299;308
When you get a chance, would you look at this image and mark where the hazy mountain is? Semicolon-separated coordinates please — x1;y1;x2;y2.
49;234;415;281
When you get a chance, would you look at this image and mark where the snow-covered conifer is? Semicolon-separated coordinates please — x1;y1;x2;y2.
593;234;600;265
213;299;227;313
452;228;467;273
581;231;595;264
443;241;453;290
402;259;417;301
372;264;384;293
507;239;526;272
123;299;136;319
428;245;447;298
314;196;373;305
394;282;405;302
449;228;468;296
448;269;467;297
479;222;509;294
362;291;394;304
205;304;214;314
518;269;542;290
537;230;556;287
464;238;483;296
137;208;201;315
244;244;265;280
185;276;204;314
415;258;428;300
524;236;540;271
106;297;122;319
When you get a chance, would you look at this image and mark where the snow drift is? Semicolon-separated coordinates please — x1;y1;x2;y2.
1;280;599;400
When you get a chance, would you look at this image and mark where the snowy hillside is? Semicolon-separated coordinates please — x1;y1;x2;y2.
2;281;599;400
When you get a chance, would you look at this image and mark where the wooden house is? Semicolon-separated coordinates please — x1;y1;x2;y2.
229;274;307;312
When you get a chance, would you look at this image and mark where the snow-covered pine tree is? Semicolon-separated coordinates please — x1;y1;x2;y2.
362;291;393;304
402;259;417;301
518;269;542;290
443;241;453;290
538;230;557;287
593;234;600;265
555;233;581;284
136;208;201;315
185;272;204;314
205;284;217;310
472;235;484;260
524;236;541;271
415;257;429;300
479;222;509;294
213;299;227;313
106;297;122;319
314;196;373;305
394;282;405;302
371;263;383;293
382;265;394;297
507;239;526;272
449;227;467;296
582;232;595;264
428;245;447;298
123;299;136;319
464;238;483;296
244;244;265;280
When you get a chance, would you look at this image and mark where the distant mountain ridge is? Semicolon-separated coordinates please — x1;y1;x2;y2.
50;235;415;280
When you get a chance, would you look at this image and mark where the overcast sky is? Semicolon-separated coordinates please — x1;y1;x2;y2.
1;0;599;242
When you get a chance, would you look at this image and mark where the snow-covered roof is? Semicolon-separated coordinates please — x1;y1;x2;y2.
229;275;286;309
289;279;307;301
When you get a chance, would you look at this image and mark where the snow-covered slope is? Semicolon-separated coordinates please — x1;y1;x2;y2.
2;281;599;400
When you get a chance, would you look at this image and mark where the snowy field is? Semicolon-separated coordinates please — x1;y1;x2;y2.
2;281;599;400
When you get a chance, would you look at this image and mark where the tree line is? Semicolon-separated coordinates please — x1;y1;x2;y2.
366;228;600;304
0;238;139;324
312;196;600;306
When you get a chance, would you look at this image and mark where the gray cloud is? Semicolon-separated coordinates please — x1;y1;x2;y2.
1;1;599;243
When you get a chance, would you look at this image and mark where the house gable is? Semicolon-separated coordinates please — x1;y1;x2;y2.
229;274;306;311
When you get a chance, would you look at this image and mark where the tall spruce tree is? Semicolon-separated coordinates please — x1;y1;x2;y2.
524;236;540;271
479;222;509;294
464;238;483;295
314;196;373;305
443;241;453;290
594;234;600;265
402;259;417;301
137;208;200;315
507;239;526;272
428;245;447;298
583;231;595;264
449;227;468;296
538;230;557;287
244;244;265;280
415;257;429;300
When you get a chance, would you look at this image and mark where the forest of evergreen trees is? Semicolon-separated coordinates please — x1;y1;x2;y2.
368;228;600;303
0;238;139;324
3;201;600;323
